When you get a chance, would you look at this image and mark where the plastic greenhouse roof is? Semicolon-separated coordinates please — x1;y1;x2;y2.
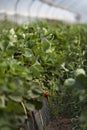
0;0;87;24
41;0;87;23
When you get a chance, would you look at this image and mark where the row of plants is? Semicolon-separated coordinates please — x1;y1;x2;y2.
0;20;87;130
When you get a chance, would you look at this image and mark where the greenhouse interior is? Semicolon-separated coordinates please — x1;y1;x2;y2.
0;0;87;130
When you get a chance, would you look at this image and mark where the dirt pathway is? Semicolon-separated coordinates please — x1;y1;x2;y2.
46;116;72;130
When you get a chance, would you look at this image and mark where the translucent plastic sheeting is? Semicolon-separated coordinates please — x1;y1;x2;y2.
0;0;18;14
0;0;18;22
0;0;82;24
41;0;87;23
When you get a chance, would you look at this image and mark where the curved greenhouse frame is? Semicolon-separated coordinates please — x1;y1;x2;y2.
0;0;84;24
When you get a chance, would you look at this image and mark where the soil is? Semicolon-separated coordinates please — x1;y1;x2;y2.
46;116;72;130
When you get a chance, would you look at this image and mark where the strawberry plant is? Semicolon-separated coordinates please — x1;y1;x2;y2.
64;69;87;130
0;21;87;130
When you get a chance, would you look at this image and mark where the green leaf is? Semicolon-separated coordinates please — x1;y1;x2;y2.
6;100;23;113
0;126;12;130
34;100;43;110
23;48;33;58
27;90;40;99
30;82;43;94
75;74;87;90
0;96;6;108
30;61;43;77
24;102;35;111
8;95;22;102
43;126;46;130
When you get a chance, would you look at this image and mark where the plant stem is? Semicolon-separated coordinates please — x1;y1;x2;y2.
21;101;30;130
39;110;45;130
21;101;27;117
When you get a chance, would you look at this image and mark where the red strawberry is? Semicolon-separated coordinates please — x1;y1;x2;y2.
44;91;49;100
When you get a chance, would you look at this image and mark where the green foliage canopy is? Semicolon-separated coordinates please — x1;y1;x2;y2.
0;21;87;129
